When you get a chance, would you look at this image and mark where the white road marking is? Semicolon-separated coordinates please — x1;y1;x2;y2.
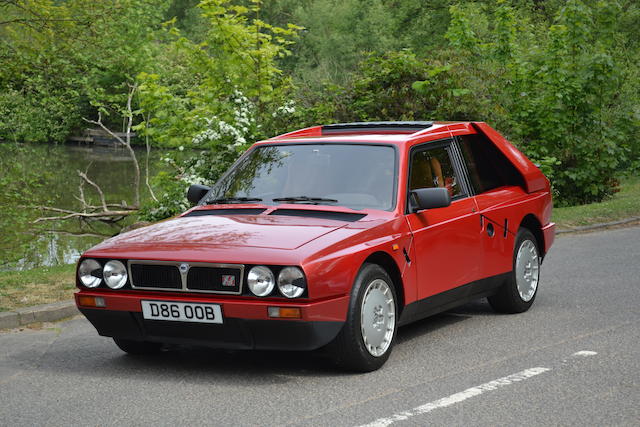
572;350;597;357
360;367;551;427
360;350;601;427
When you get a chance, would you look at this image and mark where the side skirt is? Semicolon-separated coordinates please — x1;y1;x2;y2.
398;273;510;327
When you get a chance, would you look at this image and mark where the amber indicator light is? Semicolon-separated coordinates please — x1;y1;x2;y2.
77;296;106;308
268;307;301;319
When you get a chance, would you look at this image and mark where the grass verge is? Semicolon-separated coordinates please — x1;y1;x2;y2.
0;264;76;312
553;175;640;229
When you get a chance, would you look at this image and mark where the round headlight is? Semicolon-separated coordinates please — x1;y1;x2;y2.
247;266;275;297
78;259;102;288
277;267;306;298
103;260;128;289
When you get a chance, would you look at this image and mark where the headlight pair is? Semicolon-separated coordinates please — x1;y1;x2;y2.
247;266;306;298
79;259;304;297
78;259;127;289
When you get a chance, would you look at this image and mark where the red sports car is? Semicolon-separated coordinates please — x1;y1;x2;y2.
75;121;555;371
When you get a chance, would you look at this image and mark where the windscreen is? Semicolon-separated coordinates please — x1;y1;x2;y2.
205;144;397;210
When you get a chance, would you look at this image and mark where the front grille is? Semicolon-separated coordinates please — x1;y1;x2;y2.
187;267;241;293
128;261;243;295
130;264;181;289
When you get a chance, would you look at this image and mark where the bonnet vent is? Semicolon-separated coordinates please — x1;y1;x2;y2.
183;208;266;217
270;209;366;222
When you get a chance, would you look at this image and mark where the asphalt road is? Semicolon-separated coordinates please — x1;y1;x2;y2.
1;226;639;426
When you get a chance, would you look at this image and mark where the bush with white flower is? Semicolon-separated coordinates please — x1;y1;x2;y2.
136;1;302;221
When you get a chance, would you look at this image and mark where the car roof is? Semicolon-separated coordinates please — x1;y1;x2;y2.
256;121;468;146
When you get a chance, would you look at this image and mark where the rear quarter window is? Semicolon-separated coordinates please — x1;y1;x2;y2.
458;133;526;194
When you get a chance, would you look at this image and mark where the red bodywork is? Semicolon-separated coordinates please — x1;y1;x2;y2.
76;122;555;347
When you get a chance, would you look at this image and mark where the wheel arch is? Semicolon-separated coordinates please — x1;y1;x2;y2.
519;214;545;258
363;251;405;316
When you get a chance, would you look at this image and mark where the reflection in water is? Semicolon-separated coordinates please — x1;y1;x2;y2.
11;232;87;270
0;143;165;271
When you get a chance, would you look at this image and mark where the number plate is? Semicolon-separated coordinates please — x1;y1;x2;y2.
141;301;223;324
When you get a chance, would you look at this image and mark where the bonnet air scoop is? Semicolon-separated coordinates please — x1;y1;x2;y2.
183;208;266;217
269;209;366;222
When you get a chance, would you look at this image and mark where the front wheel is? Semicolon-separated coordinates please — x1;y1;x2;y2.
328;263;398;372
488;228;540;313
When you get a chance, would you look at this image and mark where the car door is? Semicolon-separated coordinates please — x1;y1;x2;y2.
405;140;483;300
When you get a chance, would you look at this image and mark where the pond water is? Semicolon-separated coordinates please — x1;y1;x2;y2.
0;142;167;271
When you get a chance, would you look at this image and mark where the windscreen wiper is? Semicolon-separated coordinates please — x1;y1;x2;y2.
207;197;263;204
272;196;338;204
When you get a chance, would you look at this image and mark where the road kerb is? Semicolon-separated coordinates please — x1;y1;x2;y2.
0;311;19;329
556;216;640;234
1;300;78;330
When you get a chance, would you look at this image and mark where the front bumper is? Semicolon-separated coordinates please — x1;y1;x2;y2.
75;291;347;351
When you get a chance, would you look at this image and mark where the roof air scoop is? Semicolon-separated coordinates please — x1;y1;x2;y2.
321;121;434;134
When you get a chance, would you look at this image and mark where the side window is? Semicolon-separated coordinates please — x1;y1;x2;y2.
458;133;525;194
409;145;464;199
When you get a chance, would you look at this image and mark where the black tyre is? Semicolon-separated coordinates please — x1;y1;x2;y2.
328;263;398;372
488;228;540;313
113;338;162;355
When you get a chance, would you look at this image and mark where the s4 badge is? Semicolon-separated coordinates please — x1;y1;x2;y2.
221;275;236;287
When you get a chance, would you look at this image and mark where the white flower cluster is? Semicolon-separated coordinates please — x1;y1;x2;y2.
272;100;296;118
180;157;208;185
192;90;256;148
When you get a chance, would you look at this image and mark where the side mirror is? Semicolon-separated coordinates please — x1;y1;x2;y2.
187;184;211;205
410;187;451;212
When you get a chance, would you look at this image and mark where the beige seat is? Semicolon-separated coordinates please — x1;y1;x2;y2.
410;155;434;190
430;157;445;188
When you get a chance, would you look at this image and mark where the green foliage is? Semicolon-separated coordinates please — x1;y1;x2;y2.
552;174;640;228
0;0;170;142
137;0;301;146
136;0;301;220
322;50;478;121
289;0;639;207
258;0;456;85
275;0;397;84
445;4;482;54
510;1;623;204
428;0;635;206
0;88;81;143
0;143;53;266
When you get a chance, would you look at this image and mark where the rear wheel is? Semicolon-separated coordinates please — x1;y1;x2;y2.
113;338;162;355
328;263;398;372
488;228;540;313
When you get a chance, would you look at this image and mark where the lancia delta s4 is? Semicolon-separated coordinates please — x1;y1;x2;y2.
75;121;555;372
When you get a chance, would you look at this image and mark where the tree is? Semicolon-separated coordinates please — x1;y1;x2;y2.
442;0;633;205
136;0;301;220
0;0;170;143
34;85;155;224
